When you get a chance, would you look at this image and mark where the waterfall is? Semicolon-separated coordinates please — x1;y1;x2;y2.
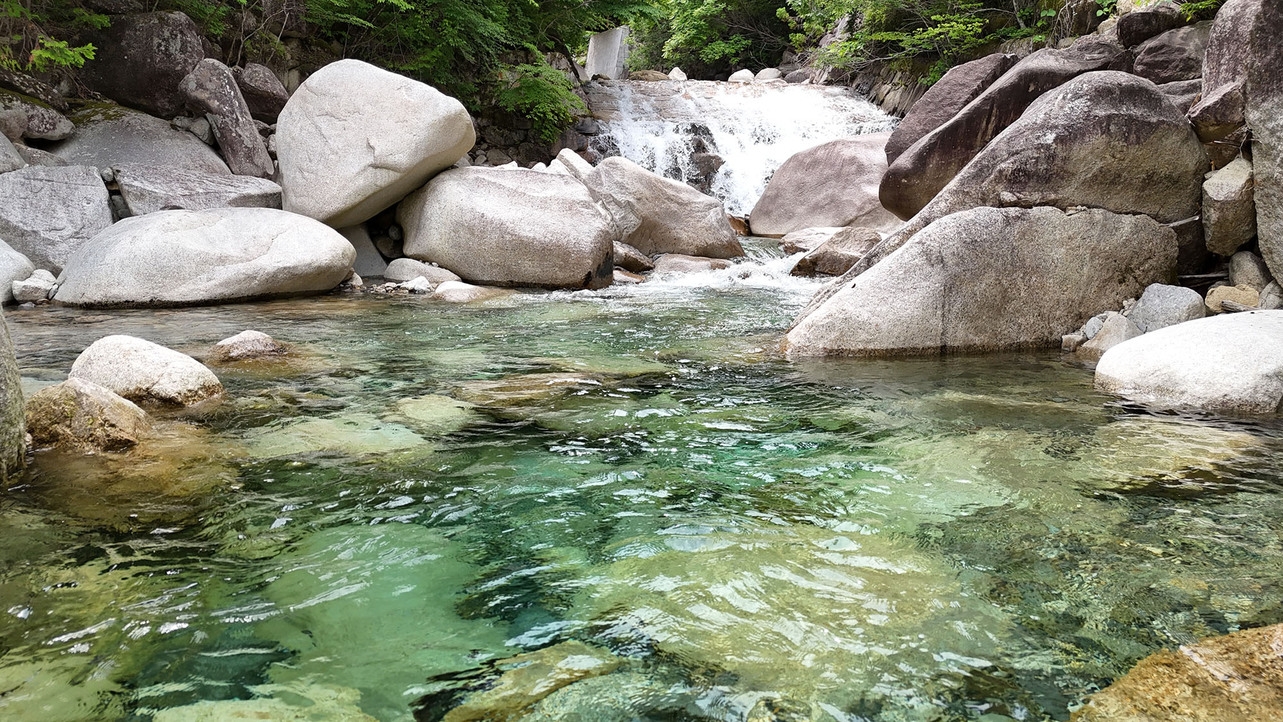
583;79;896;217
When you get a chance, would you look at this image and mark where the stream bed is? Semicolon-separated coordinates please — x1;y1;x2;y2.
2;241;1282;721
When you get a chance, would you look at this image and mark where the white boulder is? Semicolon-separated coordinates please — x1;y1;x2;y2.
69;335;223;406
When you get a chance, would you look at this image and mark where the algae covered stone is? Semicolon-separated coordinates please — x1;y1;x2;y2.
25;377;152;452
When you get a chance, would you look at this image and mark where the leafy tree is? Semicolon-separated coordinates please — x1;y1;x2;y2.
0;0;102;72
630;0;792;77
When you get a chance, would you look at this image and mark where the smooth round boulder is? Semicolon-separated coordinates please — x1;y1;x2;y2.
1095;310;1283;414
69;335;223;406
398;167;615;290
749;133;900;238
276;59;475;228
209;330;287;363
53;208;356;307
25;377;152;452
786;207;1177;357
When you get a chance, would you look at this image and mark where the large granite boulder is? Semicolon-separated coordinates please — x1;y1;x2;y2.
748;133;899;238
880;36;1132;220
69;335;223;406
581;157;742;257
178;59;274;178
1131;22;1212;85
840;72;1206;286
785;207;1177;357
1201;0;1283;283
25;378;153;452
51;106;231;175
78;11;205;118
113;163;282;216
233;63;289;123
276;59;475;228
398;167;615;290
54;208;355;307
1096;311;1283;414
1072;623;1283;721
0;241;33;305
0;90;73;141
0;165;112;272
0;309;24;484
884;54;1018;165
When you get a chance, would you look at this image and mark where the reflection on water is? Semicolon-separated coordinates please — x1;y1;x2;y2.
2;242;1282;721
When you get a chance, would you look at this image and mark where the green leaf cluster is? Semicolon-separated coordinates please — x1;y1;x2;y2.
630;0;791;77
0;0;102;72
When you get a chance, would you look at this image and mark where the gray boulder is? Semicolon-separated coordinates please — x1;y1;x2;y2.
1229;250;1272;291
384;258;460;284
53;208;356;307
1125;283;1206;333
0;91;73;141
789;227;881;277
0;241;33;304
1156;78;1204;112
13;145;65;167
1202;157;1256;256
0;133;23;173
1095;310;1283;414
114;163;281;216
1132;22;1212;85
233;63;289;123
1116;0;1182;48
12;269;55;303
398;167;615;290
1188;81;1245;143
51;106;230;175
277;59;475;228
613;242;653;273
1199;0;1283;283
652;254;732;274
209;330;287;363
79;11;204;118
0;309;24;484
843;72;1206;286
749;133;899;238
25;378;152;452
884;53;1018;164
582;156;742;258
1077;312;1143;362
339;225;388;278
0;165;112;272
880;35;1132;220
785;207;1177;357
179;59;274;178
780;227;844;254
69;335;222;406
1260;282;1283;310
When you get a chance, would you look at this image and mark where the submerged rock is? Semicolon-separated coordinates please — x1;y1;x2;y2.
276;59;474;228
153;683;378;722
25;378;152;452
786;207;1176;357
455;372;600;407
399;167;614;290
248;411;426;458
749;133;899;237
69;335;223;406
1072;623;1283;721
54;208;356;307
390;394;478;435
1095;310;1283;414
209;330;287;363
442;641;622;722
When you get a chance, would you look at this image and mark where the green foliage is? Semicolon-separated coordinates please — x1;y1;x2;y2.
631;0;791;76
0;0;102;72
495;61;587;144
1179;0;1223;20
1095;0;1117;17
27;36;94;71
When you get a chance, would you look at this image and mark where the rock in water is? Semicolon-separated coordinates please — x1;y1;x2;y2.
1072;623;1283;721
178;59;274;178
652;254;732;273
0;308;24;484
790;227;882;277
209;330;287;363
25;378;152;452
384;258;460;284
113;164;282;216
78;11;204;118
880;36;1131;220
440;641;621;722
1095;311;1283;414
581;156;742;258
0;165;112;273
69;335;222;406
233;63;290;123
398;167;614;290
884;53;1018;164
785;207;1177;357
51;106;230;175
276;59;474;228
0;241;33;305
748;133;899;238
53;208;356;307
613;242;653;273
840;71;1206;287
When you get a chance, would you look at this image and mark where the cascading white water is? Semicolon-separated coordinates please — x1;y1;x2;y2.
584;79;896;217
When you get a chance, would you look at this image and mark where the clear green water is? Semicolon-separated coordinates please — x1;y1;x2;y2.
3;241;1283;721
